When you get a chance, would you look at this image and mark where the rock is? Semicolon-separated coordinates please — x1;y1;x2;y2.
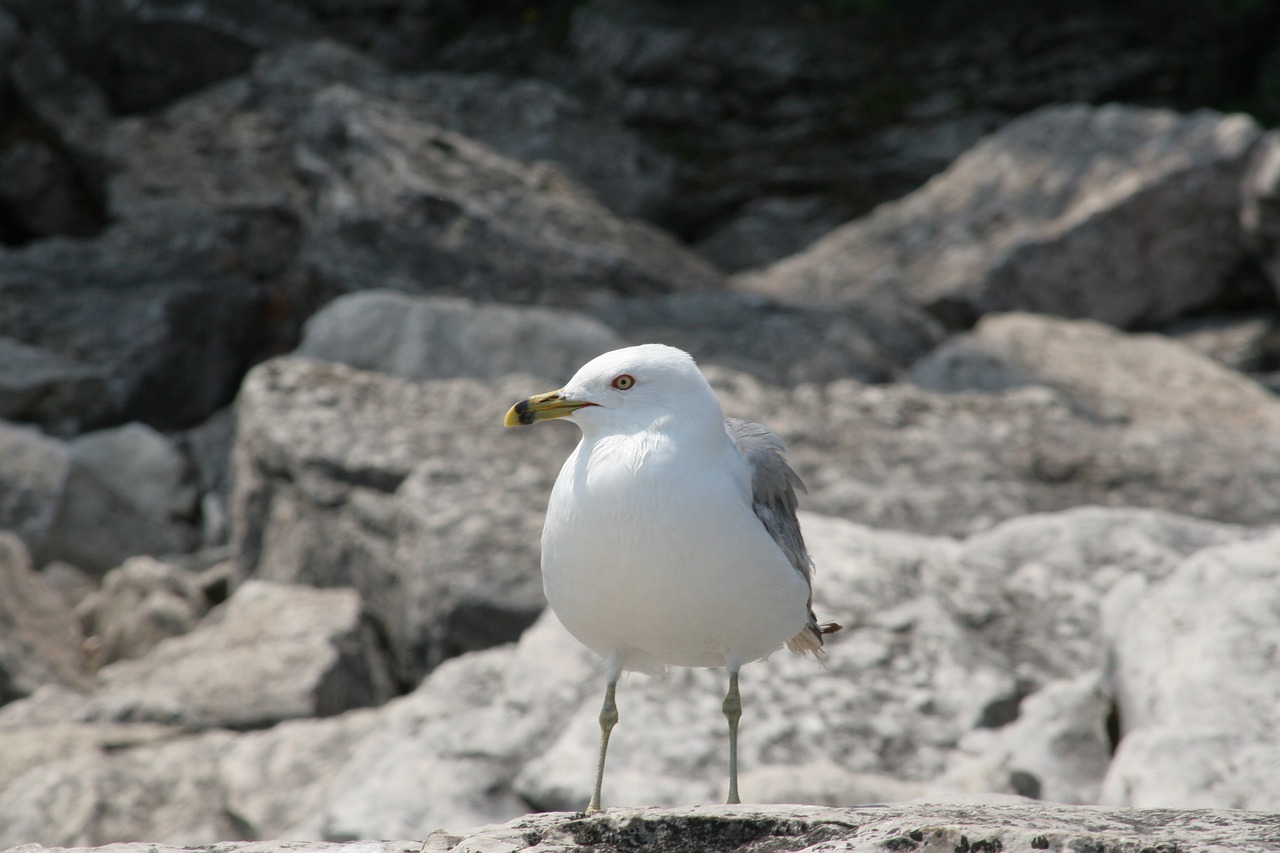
0;422;69;551
0;339;110;431
173;409;237;547
738;105;1263;329
592;291;943;385
294;83;720;305
319;616;594;840
38;423;199;575
0;211;274;433
296;291;623;383
75;556;214;666
10;803;1276;853
709;356;1280;536
106;41;721;311
910;313;1280;429
0;533;89;704
691;196;851;273
231;357;574;687
1100;531;1280;810
938;672;1114;804
219;709;382;840
0;727;240;848
387;71;677;219
69;580;394;729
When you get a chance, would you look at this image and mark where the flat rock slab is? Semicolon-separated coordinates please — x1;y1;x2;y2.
7;803;1280;853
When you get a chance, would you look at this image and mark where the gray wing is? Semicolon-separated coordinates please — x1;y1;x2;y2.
724;417;812;586
726;417;840;655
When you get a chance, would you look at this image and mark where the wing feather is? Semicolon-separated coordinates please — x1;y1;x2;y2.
724;417;840;656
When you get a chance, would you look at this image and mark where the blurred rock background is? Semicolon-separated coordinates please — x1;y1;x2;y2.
1;0;1279;846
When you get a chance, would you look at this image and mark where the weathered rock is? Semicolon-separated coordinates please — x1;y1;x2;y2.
231;357;574;687
0;211;274;432
65;580;393;729
911;312;1280;429
107;42;721;311
0;533;89;704
0;727;240;849
38;423;199;575
938;671;1113;804
738;105;1263;329
173;409;238;547
0;339;109;431
10;802;1280;853
1100;531;1280;810
0;422;69;551
75;556;214;666
593;291;943;385
387;71;677;219
295;83;720;305
709;356;1280;536
297;291;623;384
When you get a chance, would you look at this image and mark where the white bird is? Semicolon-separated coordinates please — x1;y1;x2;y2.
504;343;839;812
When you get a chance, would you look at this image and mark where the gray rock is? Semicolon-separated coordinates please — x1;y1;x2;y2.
0;211;273;433
75;556;214;666
0;728;240;848
295;83;720;305
594;291;943;386
0;422;69;551
938;671;1114;804
738;105;1263;329
39;423;199;575
911;313;1280;429
219;709;382;840
231;357;574;687
0;533;89;704
388;71;677;219
107;41;721;310
12;803;1272;853
1100;531;1280;810
710;355;1280;536
297;291;623;383
692;196;851;273
0;339;109;432
73;580;394;729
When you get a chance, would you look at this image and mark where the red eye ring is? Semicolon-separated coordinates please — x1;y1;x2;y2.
611;374;635;390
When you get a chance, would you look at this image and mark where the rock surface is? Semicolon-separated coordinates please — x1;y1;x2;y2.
6;803;1280;853
738;105;1263;328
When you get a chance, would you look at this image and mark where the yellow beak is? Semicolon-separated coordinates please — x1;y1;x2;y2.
504;389;596;427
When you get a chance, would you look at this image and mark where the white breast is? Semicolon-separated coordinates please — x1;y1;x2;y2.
540;429;810;675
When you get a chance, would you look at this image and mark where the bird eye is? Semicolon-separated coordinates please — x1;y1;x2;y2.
611;374;635;390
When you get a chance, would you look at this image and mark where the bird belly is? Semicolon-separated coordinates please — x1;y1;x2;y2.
541;454;810;673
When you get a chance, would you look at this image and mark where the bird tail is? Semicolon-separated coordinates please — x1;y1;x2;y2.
786;619;843;658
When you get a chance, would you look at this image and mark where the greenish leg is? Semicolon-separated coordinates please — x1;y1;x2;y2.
723;671;742;805
586;681;619;814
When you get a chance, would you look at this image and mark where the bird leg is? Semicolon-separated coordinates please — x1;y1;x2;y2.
586;680;619;814
723;670;742;805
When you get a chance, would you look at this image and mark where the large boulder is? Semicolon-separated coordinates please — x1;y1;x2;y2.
0;533;89;705
737;105;1263;329
0;422;69;551
296;291;623;384
1100;532;1280;810
106;41;721;310
38;423;199;575
592;291;943;385
231;357;575;687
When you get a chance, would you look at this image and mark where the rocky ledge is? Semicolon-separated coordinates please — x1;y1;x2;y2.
7;804;1280;853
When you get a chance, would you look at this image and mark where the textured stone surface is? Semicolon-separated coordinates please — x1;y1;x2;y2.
297;291;622;384
738;105;1263;329
6;803;1280;853
1100;532;1280;810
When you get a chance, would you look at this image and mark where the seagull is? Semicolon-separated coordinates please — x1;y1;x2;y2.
504;343;839;812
